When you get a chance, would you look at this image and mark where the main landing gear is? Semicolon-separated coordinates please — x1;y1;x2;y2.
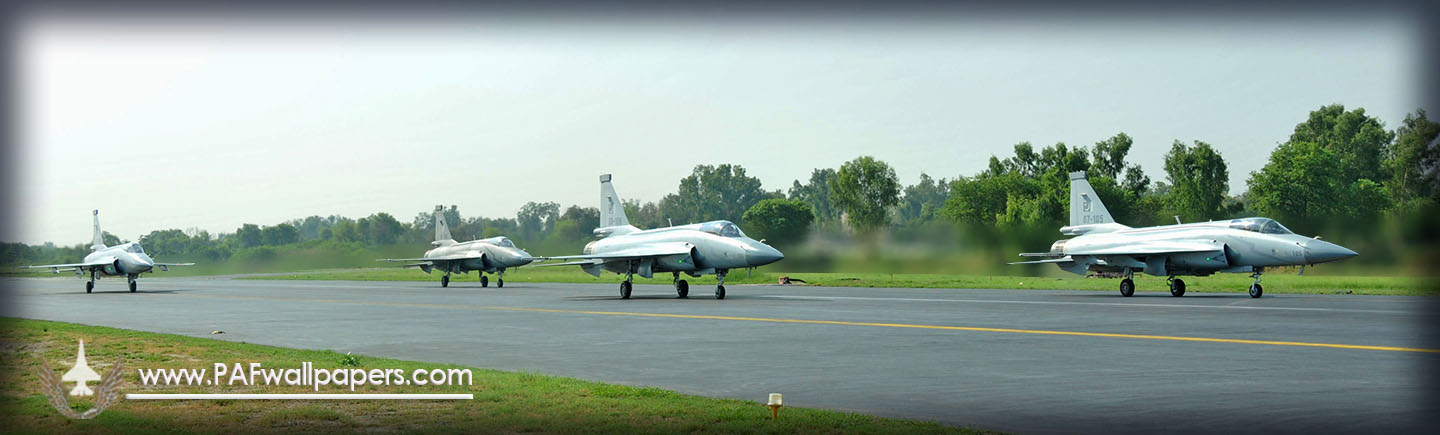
715;269;728;300
86;270;96;293
1168;276;1186;297
1249;270;1264;298
441;273;450;288
673;272;689;298
1119;269;1135;297
480;275;488;288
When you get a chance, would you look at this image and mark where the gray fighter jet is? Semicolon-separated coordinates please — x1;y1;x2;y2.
1012;172;1357;298
380;205;534;288
538;174;784;300
22;210;194;293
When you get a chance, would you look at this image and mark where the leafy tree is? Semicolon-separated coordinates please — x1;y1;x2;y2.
100;231;127;247
1090;133;1133;178
364;213;405;245
661;164;773;225
261;223;300;246
517;201;560;239
1163;140;1230;221
741;199;814;246
331;219;358;243
1247;141;1389;228
235;224;262;248
1386;109;1440;202
830;156;901;231
622;199;665;229
559;205;600;239
942;172;1030;225
1289;104;1394;185
788;168;840;222
897;173;950;225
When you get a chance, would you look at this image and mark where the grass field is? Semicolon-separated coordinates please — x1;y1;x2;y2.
235;266;1438;296
0;318;983;434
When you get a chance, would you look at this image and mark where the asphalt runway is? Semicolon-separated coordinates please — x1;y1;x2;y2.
5;276;1437;434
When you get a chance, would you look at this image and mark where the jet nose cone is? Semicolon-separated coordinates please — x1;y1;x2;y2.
1306;240;1358;264
747;244;785;266
515;250;535;265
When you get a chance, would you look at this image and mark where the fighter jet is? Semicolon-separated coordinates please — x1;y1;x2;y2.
379;205;533;288
537;174;784;300
22;210;195;293
1012;171;1357;298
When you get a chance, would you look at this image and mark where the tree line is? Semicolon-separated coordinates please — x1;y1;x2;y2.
4;104;1436;268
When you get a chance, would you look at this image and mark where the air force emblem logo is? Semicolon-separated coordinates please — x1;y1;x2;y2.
37;339;124;419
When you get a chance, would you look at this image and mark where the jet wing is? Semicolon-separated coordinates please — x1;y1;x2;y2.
21;260;114;272
1008;256;1074;265
378;255;480;263
1064;241;1223;256
542;242;693;262
533;259;605;268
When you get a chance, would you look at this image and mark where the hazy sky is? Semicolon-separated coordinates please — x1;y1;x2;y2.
11;9;1426;245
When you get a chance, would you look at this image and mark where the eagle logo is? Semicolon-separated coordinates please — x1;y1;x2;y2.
36;340;124;419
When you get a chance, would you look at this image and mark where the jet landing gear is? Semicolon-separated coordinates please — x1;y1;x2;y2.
127;274;139;293
1119;270;1135;297
1249;271;1264;298
441;273;450;288
480;275;488;288
673;272;689;298
86;271;96;293
715;269;728;300
496;269;505;288
1168;276;1186;297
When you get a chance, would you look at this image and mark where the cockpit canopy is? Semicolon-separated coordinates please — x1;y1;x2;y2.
1228;218;1293;235
126;243;145;254
484;237;515;248
698;220;746;238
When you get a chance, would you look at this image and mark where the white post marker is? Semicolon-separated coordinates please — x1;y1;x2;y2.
767;393;783;420
126;394;472;400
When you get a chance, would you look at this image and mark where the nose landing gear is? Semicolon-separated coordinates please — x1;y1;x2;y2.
1249;270;1263;298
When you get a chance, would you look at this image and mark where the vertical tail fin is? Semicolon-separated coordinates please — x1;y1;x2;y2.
1069;171;1115;226
599;174;630;227
434;205;453;242
90;210;106;251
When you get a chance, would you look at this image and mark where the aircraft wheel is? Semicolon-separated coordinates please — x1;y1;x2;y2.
1119;279;1135;297
620;281;632;299
715;285;726;300
497;279;504;288
129;281;137;293
441;275;450;288
676;280;689;298
1170;279;1186;297
1249;283;1263;298
481;275;489;288
86;281;94;293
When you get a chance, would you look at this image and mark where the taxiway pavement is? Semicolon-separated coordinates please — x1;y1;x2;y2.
4;277;1436;434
